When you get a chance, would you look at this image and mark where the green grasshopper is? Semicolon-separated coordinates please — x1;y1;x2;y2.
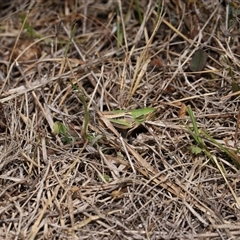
102;107;156;129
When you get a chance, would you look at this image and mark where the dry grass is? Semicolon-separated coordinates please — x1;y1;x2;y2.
1;0;240;239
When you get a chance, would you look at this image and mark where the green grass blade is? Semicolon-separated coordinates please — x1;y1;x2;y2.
134;0;143;23
70;82;89;139
201;129;240;168
64;23;77;56
186;107;204;147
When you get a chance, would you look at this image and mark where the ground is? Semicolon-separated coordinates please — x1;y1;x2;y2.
0;0;240;239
